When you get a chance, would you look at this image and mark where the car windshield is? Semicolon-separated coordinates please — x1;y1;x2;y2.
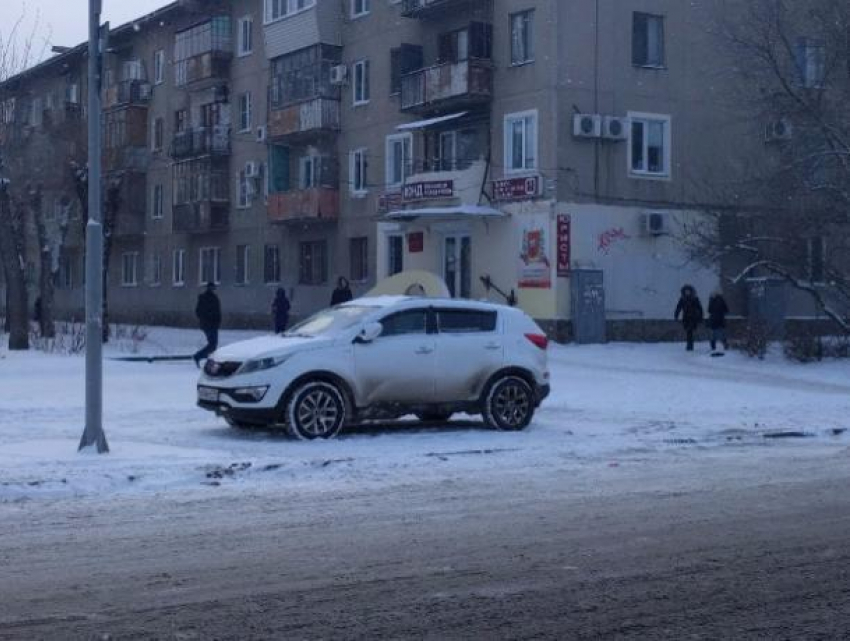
284;305;378;338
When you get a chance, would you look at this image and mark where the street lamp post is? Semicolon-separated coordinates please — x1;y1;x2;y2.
78;0;109;453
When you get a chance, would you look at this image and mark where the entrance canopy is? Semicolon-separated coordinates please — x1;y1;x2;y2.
396;111;469;131
384;204;506;221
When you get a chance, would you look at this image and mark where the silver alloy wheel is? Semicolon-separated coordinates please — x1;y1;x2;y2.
492;381;531;428
297;388;341;438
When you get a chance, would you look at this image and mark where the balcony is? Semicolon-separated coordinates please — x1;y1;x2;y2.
401;0;476;19
173;202;230;234
174;16;232;88
175;52;231;88
268;98;340;142
103;146;150;173
111;172;147;236
401;59;493;114
268;188;340;224
170;126;230;159
105;80;152;110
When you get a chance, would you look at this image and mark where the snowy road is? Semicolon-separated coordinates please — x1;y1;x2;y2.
1;449;850;639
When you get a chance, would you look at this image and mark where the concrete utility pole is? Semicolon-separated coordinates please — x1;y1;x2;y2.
79;0;109;454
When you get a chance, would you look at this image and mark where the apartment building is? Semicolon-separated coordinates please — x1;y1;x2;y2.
2;0;761;338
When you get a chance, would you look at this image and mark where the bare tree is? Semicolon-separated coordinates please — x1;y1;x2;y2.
686;0;850;333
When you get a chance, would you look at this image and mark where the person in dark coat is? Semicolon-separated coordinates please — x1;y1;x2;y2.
193;282;221;368
272;287;290;334
674;284;704;352
707;290;730;352
33;297;44;336
330;277;353;307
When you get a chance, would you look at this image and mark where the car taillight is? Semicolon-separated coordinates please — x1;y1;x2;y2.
525;333;549;350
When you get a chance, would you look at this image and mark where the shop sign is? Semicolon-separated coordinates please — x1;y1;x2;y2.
493;175;540;202
556;214;571;277
378;192;403;214
408;232;424;253
517;212;552;289
402;180;454;202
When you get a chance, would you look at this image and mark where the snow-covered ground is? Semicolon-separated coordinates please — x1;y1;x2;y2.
1;327;848;502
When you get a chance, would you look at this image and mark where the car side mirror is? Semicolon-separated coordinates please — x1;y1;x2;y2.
354;322;383;344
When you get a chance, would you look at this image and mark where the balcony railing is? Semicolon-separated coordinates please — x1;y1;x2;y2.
268;188;340;224
401;0;472;18
268;98;340;141
104;146;150;173
173;202;229;234
401;59;493;113
170;126;231;159
175;51;231;87
105;80;152;109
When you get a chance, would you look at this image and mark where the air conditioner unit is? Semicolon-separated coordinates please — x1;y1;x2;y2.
256;126;266;143
765;118;793;142
573;113;602;139
245;161;260;178
640;212;670;237
330;64;348;85
603;116;628;141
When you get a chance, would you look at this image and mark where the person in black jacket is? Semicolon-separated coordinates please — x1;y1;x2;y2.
674;284;704;352
272;287;290;334
330;277;353;307
193;282;221;368
707;290;730;352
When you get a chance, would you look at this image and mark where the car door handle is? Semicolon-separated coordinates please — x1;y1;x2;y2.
485;343;502;350
415;347;434;355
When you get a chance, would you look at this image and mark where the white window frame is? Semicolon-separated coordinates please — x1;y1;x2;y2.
264;244;281;284
199;247;222;286
238;91;252;132
351;0;371;19
628;111;672;180
149;254;162;287
503;109;538;175
238;16;254;57
353;59;370;106
264;0;316;25
299;155;319;190
350;148;368;196
154;49;165;85
152;184;164;219
237;170;252;209
121;252;139;287
386;233;404;278
385;132;412;190
172;249;186;287
510;10;535;66
236;244;250;286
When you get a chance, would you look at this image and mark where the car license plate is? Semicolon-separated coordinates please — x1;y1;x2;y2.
198;386;219;403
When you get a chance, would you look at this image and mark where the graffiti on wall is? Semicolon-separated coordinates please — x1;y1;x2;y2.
597;227;630;254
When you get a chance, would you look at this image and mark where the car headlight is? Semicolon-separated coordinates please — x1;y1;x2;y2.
238;355;290;375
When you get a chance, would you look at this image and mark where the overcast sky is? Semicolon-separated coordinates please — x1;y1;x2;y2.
2;0;172;66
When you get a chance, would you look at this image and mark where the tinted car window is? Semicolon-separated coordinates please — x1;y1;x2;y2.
380;310;428;337
437;309;497;334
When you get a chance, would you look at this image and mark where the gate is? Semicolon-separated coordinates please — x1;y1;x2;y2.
571;269;606;344
747;278;788;339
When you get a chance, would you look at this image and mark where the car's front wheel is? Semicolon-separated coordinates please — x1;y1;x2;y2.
483;376;535;431
286;380;347;440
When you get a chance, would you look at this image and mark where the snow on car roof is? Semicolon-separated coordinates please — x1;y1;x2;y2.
342;296;512;311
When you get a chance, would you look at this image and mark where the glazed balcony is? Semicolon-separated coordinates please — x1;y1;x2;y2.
268;188;340;224
268;97;340;142
401;59;493;114
105;80;152;110
174;16;232;88
401;0;476;19
173;202;230;234
170;126;230;159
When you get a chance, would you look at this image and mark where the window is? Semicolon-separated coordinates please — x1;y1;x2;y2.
58;255;73;289
299;240;328;285
510;10;535;65
265;0;316;24
350;237;368;282
437;309;497;334
504;110;537;174
808;237;826;284
388;234;404;276
173;249;186;286
236;245;250;285
438;131;457;171
238;17;253;56
122;252;139;287
796;38;825;88
380;310;427;337
269;44;342;108
269;145;290;193
174;109;187;133
390;44;423;95
152;117;164;151
150;254;162;286
264;244;281;283
350;148;368;195
154;50;165;84
237;169;252;208
629;113;671;178
152;184;164;219
299;156;319;189
351;0;370;19
386;133;412;188
353;59;370;105
199;247;221;285
632;13;665;68
238;92;252;132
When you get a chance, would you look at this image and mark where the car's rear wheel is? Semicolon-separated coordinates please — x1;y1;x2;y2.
286;380;347;440
415;410;453;424
483;376;535;431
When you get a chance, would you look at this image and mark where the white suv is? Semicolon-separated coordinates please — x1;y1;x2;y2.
197;297;550;440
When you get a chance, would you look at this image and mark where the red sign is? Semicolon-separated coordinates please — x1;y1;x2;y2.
402;180;454;202
492;176;540;202
408;232;424;253
557;214;571;277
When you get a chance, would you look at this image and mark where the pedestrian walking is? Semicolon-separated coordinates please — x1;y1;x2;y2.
193;282;221;368
330;276;353;306
707;290;730;354
674;284;704;352
33;296;44;336
272;287;290;334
